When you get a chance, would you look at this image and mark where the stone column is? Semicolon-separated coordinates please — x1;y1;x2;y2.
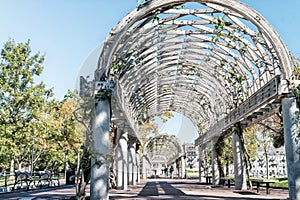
122;132;129;190
198;146;203;182
136;152;141;183
90;99;110;200
211;142;219;185
116;135;122;190
232;130;247;190
282;97;300;200
131;144;137;186
181;156;186;179
116;131;128;190
142;155;147;179
176;162;179;178
172;163;176;178
128;145;133;185
176;159;181;178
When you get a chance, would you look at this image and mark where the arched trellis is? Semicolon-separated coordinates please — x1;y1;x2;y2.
95;0;295;139
144;134;183;165
86;0;300;199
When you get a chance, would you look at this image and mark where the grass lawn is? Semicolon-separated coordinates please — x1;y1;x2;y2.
270;177;288;188
186;171;199;179
0;174;15;187
248;177;288;188
183;174;288;190
183;173;288;188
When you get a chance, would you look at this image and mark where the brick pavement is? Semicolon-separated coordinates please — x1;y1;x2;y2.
0;178;289;200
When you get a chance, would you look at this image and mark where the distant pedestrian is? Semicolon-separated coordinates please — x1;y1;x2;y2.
169;166;174;179
164;168;168;177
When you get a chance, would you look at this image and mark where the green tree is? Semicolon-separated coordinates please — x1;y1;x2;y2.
243;125;259;161
215;134;233;179
0;40;52;173
59;91;84;178
37;99;65;171
34;91;84;173
74;93;94;200
258;114;283;148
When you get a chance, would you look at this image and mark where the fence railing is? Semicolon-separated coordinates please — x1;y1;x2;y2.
0;172;15;192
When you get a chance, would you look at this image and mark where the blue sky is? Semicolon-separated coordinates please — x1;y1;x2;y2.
1;0;299;143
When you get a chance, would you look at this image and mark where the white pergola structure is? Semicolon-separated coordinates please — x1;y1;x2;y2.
143;134;185;178
80;0;300;199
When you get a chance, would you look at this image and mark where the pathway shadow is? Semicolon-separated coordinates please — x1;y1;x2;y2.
159;181;185;196
233;191;259;195
138;181;159;196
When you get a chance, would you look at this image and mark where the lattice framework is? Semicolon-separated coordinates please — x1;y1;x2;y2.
95;0;294;145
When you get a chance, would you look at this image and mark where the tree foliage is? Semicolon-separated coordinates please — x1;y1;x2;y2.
0;40;84;173
243;125;259;160
139;111;174;143
215;134;233;177
0;40;52;171
258;114;283;148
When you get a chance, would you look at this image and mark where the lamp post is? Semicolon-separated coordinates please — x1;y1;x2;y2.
31;136;36;176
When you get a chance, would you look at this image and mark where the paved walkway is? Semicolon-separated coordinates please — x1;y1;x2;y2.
110;179;289;200
0;184;79;200
0;179;289;200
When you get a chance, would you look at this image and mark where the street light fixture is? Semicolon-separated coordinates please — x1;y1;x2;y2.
31;136;36;176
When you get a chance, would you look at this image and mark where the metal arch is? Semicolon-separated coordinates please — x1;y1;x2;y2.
128;76;226;112
117;27;275;103
123;77;226;135
119;55;234;127
118;31;258;95
144;134;183;164
123;60;232;102
151;154;168;163
122;50;234;98
97;0;292;80
144;134;183;153
96;0;294;146
118;24;258;83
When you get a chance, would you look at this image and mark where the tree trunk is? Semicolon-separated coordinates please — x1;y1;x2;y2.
9;157;15;182
216;154;224;185
76;147;91;200
226;162;229;176
76;167;91;200
64;150;69;180
76;150;80;186
265;149;269;179
215;138;225;184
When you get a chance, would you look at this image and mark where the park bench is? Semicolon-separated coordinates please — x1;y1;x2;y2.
205;175;212;184
13;170;60;190
13;171;40;190
39;170;60;187
250;178;278;194
220;177;234;188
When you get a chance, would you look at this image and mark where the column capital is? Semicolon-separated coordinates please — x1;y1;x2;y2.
94;79;115;102
128;135;139;147
120;131;128;141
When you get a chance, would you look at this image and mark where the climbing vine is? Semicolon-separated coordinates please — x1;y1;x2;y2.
292;60;300;139
292;61;300;104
